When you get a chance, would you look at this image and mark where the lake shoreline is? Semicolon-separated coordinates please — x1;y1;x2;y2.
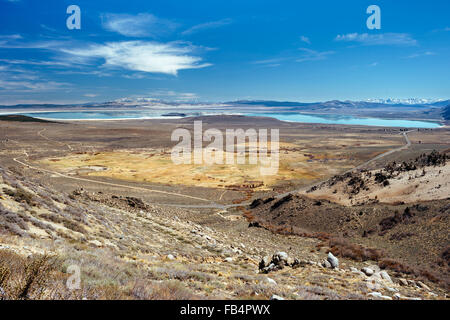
0;109;444;128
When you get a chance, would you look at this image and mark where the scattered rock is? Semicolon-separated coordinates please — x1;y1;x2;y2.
350;267;366;277
404;297;422;301
361;267;374;276
398;278;408;286
367;292;392;300
291;258;306;269
261;263;277;274
259;252;302;273
371;265;381;273
367;292;382;298
286;257;294;266
266;278;277;286
393;293;402;300
89;240;103;248
407;279;417;287
248;221;261;228
167;254;175;260
417;281;430;291
259;256;271;270
379;271;392;283
327;252;339;268
270;295;285;300
224;257;233;263
273;252;289;265
322;260;332;268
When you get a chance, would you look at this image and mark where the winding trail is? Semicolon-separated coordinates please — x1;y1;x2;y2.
343;131;412;174
11;129;413;209
38;128;73;151
13;156;213;204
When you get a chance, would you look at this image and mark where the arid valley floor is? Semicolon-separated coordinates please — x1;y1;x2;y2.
0;115;449;300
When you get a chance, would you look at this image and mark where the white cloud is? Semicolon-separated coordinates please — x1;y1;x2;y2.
405;51;436;59
0;79;68;91
61;41;211;75
335;33;417;46
0;36;211;76
83;93;98;98
0;61;69;92
300;35;310;44
0;34;22;40
0;58;74;67
40;24;58;33
101;13;177;37
253;48;333;66
253;58;285;65
182;19;232;35
296;48;334;62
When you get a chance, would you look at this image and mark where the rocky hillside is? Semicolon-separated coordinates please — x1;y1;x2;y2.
0;165;447;300
246;152;450;292
307;150;449;205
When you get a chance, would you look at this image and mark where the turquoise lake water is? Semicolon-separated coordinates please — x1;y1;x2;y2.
18;110;442;128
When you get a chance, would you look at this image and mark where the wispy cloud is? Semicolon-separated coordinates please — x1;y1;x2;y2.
40;24;58;33
296;48;334;62
405;51;436;59
182;18;232;35
300;35;310;44
0;79;68;92
61;41;211;75
0;57;70;92
0;34;22;40
0;58;74;67
252;58;286;67
101;13;178;37
433;27;450;32
83;93;98;98
335;33;417;46
253;48;334;66
0;36;211;76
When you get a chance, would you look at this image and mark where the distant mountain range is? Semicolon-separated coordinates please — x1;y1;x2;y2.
229;99;450;108
364;98;447;105
1;98;448;109
442;105;450;120
0;98;449;122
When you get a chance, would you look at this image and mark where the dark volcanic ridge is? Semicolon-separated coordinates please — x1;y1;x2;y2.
0;115;61;124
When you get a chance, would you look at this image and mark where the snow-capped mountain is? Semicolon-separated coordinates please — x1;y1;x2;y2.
364;98;445;105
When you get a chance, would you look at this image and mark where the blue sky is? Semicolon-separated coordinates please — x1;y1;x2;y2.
0;0;449;104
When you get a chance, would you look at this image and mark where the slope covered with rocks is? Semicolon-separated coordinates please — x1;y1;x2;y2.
0;165;447;300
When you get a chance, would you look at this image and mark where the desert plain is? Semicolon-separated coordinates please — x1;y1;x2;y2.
0;115;449;300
